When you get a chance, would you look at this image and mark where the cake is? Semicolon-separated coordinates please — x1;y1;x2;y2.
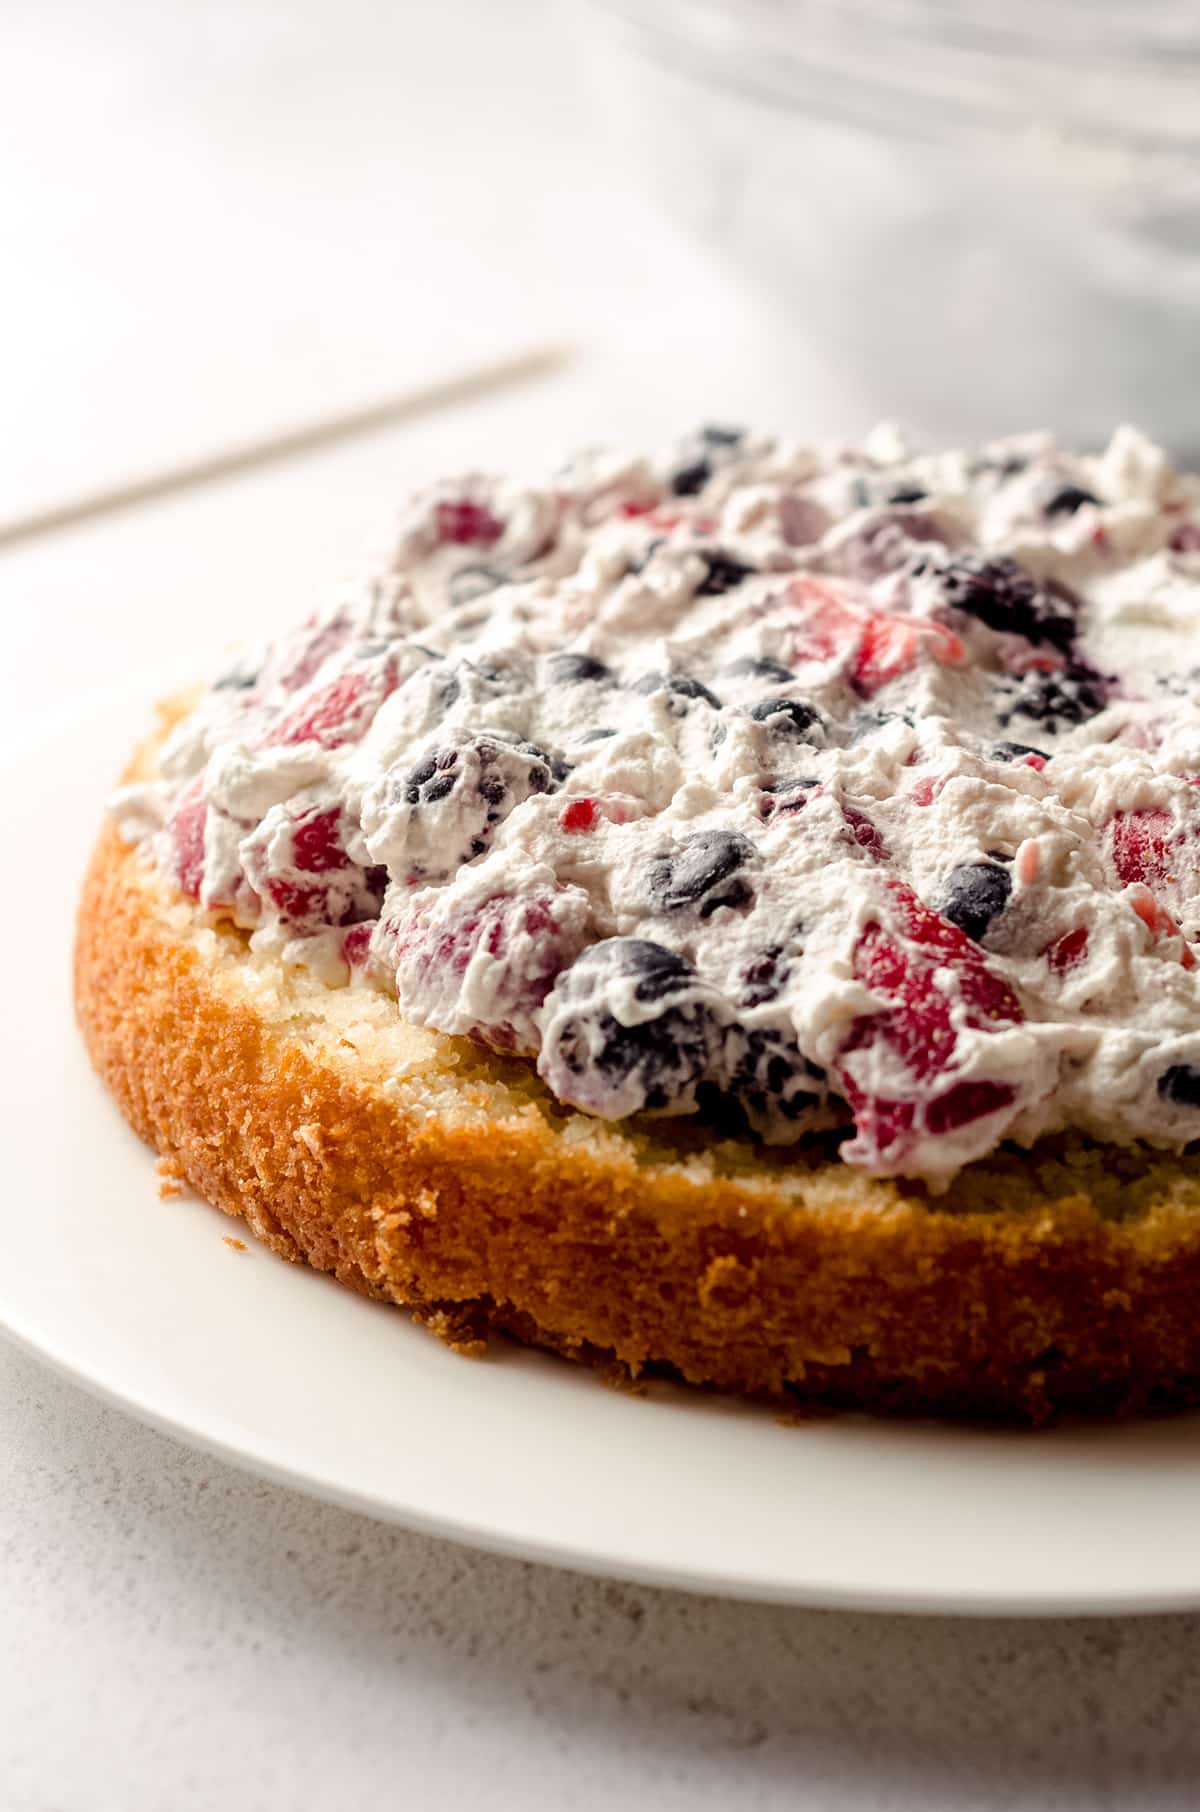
75;423;1200;1419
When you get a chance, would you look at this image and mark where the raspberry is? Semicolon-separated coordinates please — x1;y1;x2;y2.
434;500;504;547
840;805;889;862
167;776;207;901
393;888;589;1055
291;806;352;874
241;800;383;933
1108;809;1173;886
1045;926;1089;973
833;881;1023;1168
560;798;598;833
265;655;399;751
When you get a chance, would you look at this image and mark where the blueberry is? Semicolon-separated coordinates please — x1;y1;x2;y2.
1043;483;1102;517
696;553;756;596
214;656;261;690
670;459;711;498
991;739;1049;762
888;485;927;504
701;424;744;447
929;554;1078;652
849;709;908;742
546;652;612;685
646;829;755;918
747;698;823;741
938;862;1012;943
758;777;818;818
737;944;791;1008
632;671;722;711
1159;1065;1200;1108
575;726;617;744
995;656;1113;733
449;566;504;608
722;655;793;685
537;939;718;1118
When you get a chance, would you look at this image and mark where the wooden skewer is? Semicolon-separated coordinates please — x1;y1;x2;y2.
0;342;570;552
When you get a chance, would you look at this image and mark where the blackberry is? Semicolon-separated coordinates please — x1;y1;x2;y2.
991;739;1048;763
994;656;1113;734
670;459;711;497
927;554;1078;652
701;424;744;448
887;485;927;504
737;943;792;1007
536;939;720;1118
758;777;818;819
632;671;722;712
546;652;612;685
395;732;558;878
747;697;823;742
696;553;756;596
1159;1065;1200;1108
645;830;756;918
724;1025;827;1139
722;655;793;685
938;862;1012;944
1043;482;1102;517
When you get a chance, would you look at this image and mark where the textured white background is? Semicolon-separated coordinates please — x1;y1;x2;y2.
4;2;1200;1806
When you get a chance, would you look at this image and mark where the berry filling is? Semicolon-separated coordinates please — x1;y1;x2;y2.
113;424;1200;1181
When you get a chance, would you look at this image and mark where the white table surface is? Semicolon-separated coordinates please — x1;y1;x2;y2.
5;3;1200;1806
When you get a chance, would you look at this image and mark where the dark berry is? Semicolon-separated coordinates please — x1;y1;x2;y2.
722;655;793;684
546;652;612;685
575;726;617;744
670;459;711;497
449;566;504;608
724;1024;826;1137
849;709;908;743
929;554;1078;652
938;863;1012;944
537;939;719;1118
758;777;818;819
1043;483;1102;517
1158;1065;1200;1108
396;733;557;878
214;654;261;691
696;553;756;596
887;485;927;504
995;656;1113;733
646;829;755;918
701;424;744;447
747;697;823;741
991;739;1049;763
738;944;790;1007
632;671;722;711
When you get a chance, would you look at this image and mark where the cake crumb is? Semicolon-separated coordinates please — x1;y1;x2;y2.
224;1235;247;1252
156;1156;185;1199
294;1122;324;1156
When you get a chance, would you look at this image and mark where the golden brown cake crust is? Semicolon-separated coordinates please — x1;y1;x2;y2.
75;810;1200;1423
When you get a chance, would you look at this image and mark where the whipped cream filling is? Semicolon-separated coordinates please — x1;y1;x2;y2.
111;424;1200;1184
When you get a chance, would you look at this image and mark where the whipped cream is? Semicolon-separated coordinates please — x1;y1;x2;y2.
111;424;1200;1184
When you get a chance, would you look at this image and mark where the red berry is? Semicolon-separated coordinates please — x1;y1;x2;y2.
1045;926;1088;973
342;922;375;968
840;804;889;862
560;797;598;833
434;499;504;547
1169;522;1200;553
265;656;399;751
168;776;207;900
292;805;351;874
924;1079;1016;1136
1108;808;1173;886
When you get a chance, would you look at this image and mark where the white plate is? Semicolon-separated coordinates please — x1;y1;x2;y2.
7;707;1200;1617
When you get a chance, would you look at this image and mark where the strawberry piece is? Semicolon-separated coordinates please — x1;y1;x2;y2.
834;881;1023;1168
341;922;375;968
434;500;504;547
274;613;353;692
1045;926;1089;974
168;776;207;900
1109;808;1173;886
265;655;399;751
851;615;919;695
